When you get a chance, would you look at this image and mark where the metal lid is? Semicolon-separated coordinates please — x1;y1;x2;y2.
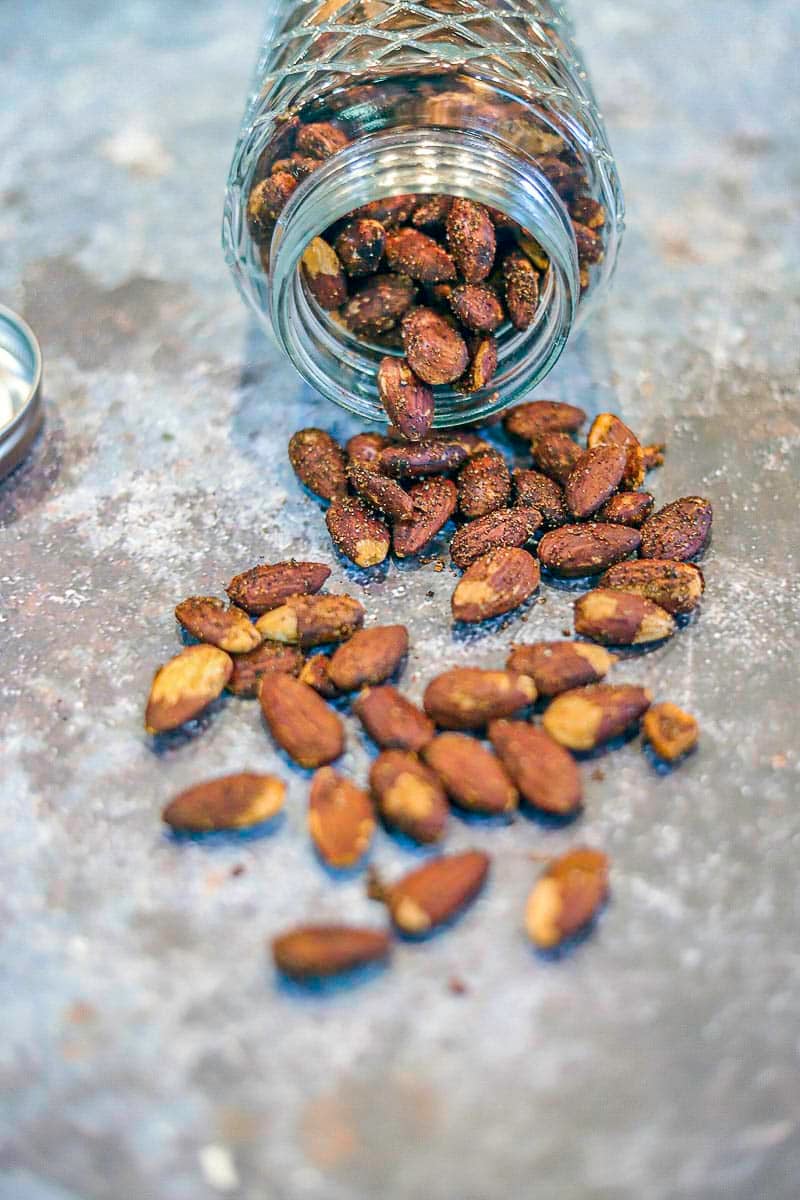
0;303;43;481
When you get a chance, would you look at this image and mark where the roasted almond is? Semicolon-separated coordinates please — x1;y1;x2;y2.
343;274;416;336
346;430;389;467
642;443;666;471
530;431;583;485
640;496;713;561
327;625;409;691
457;334;498;393
512;469;569;527
643;702;699;761
326;496;390;568
370;749;449;843
423;733;517;816
542;683;652;751
599;559;704;615
574;589;676;645
457;449;511;518
565;444;628;519
255;593;364;648
596;491;654;527
377;356;434;442
226;561;330;616
163;772;285;832
174;596;261;654
259;674;344;767
538;523;641;577
503;399;586;441
385;228;456;282
446;198;496;283
348;462;415;521
308;767;375;868
525;847;609;949
380;439;467;479
506;641;615;697
401;307;469;385
586;413;645;489
392;477;458;558
301;237;348;310
271;152;321;182
488;720;582;814
227;641;303;697
334;218;386;276
288;428;348;501
452;547;539;623
247;172;298;243
353;194;418;226
145;645;232;734
412;194;453;230
502;249;540;330
570;197;606;228
449;506;542;569
298;653;340;699
448;283;504;333
272;924;390;981
296;121;350;159
380;850;490;936
572;220;604;264
353;685;435;752
424;667;536;730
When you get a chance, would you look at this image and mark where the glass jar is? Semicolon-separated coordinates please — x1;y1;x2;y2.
223;1;624;428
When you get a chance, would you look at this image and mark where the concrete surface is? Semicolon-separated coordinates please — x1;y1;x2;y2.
1;2;799;1198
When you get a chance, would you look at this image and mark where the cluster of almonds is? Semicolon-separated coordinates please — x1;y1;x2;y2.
247;117;605;424
143;397;710;986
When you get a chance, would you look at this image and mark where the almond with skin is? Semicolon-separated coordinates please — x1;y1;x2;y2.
457;449;511;518
401;307;469;385
572;220;604;264
599;559;705;615
227;641;303;697
377;356;434;441
255;594;364;648
450;506;542;569
247;172;298;243
452;547;539;623
530;431;583;485
354;195;418;226
380;439;467;479
640;497;713;560
326;496;390;568
596;491;654;527
308;767;375;868
385;228;457;282
301;237;348;310
423;733;518;816
346;431;389;467
259;674;344;768
542;683;652;751
538;523;641;577
145;645;232;734
503;400;586;440
392;477;458;558
446;198;496;283
343;274;416;336
448;283;504;333
574;589;676;645
174;597;261;654
458;334;498;393
571;197;606;228
327;625;409;692
288;428;348;501
334;218;386;276
412;194;452;229
525;848;609;949
512;469;569;527
370;750;449;843
586;413;645;488
163;772;285;832
488;720;583;814
380;850;490;936
348;462;414;521
423;667;536;730
298;654;340;699
502;249;540;329
296;121;350;159
271;152;321;182
353;685;435;752
506;641;616;697
643;702;699;761
272;925;390;981
565;444;628;519
226;561;331;616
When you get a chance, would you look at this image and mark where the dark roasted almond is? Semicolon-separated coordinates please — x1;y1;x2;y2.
446;198;496;283
301;237;348;310
354;194;418;226
596;491;654;527
226;561;330;616
572;220;604;264
308;767;375;868
586;412;645;489
288;428;348;501
423;667;536;730
538;523;641;577
348;462;415;520
353;685;435;752
326;496;390;568
412;194;453;230
334;218;386;276
574;589;676;645
392;476;458;558
512;468;569;527
163;772;285;832
542;683;652;751
343;274;416;336
423;733;517;815
502;249;540;329
599;559;704;615
506;641;615;697
525;848;609;949
370;749;449;843
346;430;389;467
271;152;321;182
385;228;456;283
247;172;298;243
452;547;539;623
296;121;350;159
530;431;583;484
488;720;582;814
255;594;364;648
537;155;586;196
570;197;606;228
298;654;340;699
448;283;504;332
381;850;489;935
174;596;261;654
450;506;542;569
457;334;498;393
272;925;390;981
227;641;303;697
377;356;434;442
643;702;699;761
565;444;628;519
327;625;408;691
145;645;233;734
503;400;586;440
401;307;469;385
259;674;344;767
640;496;713;561
457;449;511;518
380;440;467;479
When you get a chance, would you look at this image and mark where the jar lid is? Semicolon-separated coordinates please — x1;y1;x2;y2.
0;304;43;481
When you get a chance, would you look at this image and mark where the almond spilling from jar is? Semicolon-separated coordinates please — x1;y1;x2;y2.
502;249;540;330
538;523;641;577
574;589;676;645
298;654;340;699
259;674;344;768
452;547;539;623
450;506;542;569
255;594;364;648
643;702;699;762
272;925;390;982
326;496;390;568
423;667;536;730
392;477;457;558
457;449;511;518
163;772;285;833
446;198;496;283
247;172;298;243
378;849;490;936
599;559;705;615
596;491;654;527
458;334;498;393
377;356;434;442
542;683;652;751
301;237;348;310
379;439;467;479
401;307;469;385
565;444;628;519
448;283;504;333
145;644;233;734
423;733;518;816
343;274;416;336
226;561;331;616
327;625;409;692
227;641;303;697
525;847;609;950
348;462;415;521
334;218;386;276
506;641;616;697
512;469;569;527
353;685;435;753
288;428;348;501
640;496;713;561
308;767;375;868
530;431;583;485
174;597;261;654
369;749;449;843
503;399;586;441
488;720;583;815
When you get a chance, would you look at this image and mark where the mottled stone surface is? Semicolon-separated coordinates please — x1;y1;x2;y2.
1;2;799;1198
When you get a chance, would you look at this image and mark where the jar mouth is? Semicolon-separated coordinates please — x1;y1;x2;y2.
268;128;579;427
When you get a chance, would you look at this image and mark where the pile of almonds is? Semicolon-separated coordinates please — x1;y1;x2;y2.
144;396;711;986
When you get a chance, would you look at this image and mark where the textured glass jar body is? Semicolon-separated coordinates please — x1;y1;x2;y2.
223;1;624;426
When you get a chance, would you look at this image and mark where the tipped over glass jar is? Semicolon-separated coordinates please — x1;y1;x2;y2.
223;1;624;430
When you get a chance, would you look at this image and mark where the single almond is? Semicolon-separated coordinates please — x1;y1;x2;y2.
343;274;416;336
457;449;511;518
348;462;415;520
174;596;261;654
255;594;364;648
525;848;609;949
370;749;449;843
288;428;348;501
643;702;699;761
599;559;704;615
334;218;386;276
446;198;496;283
163;772;285;832
227;641;303;697
354;195;418;226
301;237;348;309
574;589;676;645
385;227;456;282
452;547;539;623
326;496;391;568
506;641;616;697
392;477;458;558
503;400;586;440
401;307;469;385
145;644;232;734
448;283;504;333
512;468;569;526
226;561;330;616
423;667;536;730
449;506;542;569
530;431;583;484
423;733;517;815
457;334;498;394
640;496;713;560
565;444;628;519
488;720;583;814
542;683;652;751
380;850;490;936
327;625;409;692
259;674;344;767
272;925;390;981
502;249;540;329
247;172;298;243
308;767;375;868
353;685;435;752
381;440;467;479
296;121;350;158
538;523;641;577
596;491;654;527
377;356;434;441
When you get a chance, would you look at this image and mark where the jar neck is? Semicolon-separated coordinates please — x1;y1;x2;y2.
269;128;579;427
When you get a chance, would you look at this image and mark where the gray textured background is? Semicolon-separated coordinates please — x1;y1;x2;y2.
1;2;799;1198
